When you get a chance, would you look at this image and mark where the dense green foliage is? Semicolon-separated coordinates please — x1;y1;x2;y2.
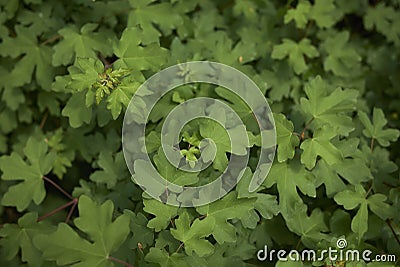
0;0;400;266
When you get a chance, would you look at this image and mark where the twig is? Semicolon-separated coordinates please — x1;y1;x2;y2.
370;138;375;151
175;242;184;253
365;184;374;198
37;199;76;222
43;176;73;200
300;117;314;140
65;198;79;223
383;182;398;188
107;256;134;267
40;109;49;129
41;35;62;45
386;219;400;248
295;237;302;250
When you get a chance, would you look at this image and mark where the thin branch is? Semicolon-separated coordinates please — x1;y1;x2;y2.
41;35;62;45
37;199;76;222
40;109;49;129
65;198;79;223
197;214;207;220
386;219;400;248
383;182;398;188
107;256;134;267
370;138;375;151
43;176;73;200
365;184;374;198
175;242;184;253
300;117;314;140
295;237;302;250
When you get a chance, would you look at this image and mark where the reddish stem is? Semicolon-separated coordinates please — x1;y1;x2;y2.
65;198;79;223
386;219;400;247
43;176;73;200
37;199;76;222
107;256;134;267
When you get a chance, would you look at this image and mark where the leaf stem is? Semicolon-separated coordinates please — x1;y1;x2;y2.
43;176;73;200
370;138;375;151
41;35;62;45
107;256;134;267
65;198;79;223
37;199;76;222
386;219;400;247
40;109;49;129
175;242;184;253
300;117;314;140
365;184;374;198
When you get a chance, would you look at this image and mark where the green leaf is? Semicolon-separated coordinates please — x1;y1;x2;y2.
358;108;400;147
300;76;359;135
274;113;300;162
52;23;114;66
0;212;55;267
0;25;53;88
61;90;93;128
170;212;215;257
334;185;394;242
145;248;189;267
264;162;316;216
66;57;104;92
46;128;74;179
128;0;183;44
284;0;311;29
321;31;362;77
271;38;319;74
89;151;128;189
106;78;141;119
196;192;256;244
34;195;130;266
364;3;400;45
285;203;329;248
313;159;346;197
236;168;280;220
0;137;55;211
309;0;340;28
143;198;178;231
113;27;169;71
125;211;154;249
351;201;368;243
300;126;343;170
153;147;199;186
